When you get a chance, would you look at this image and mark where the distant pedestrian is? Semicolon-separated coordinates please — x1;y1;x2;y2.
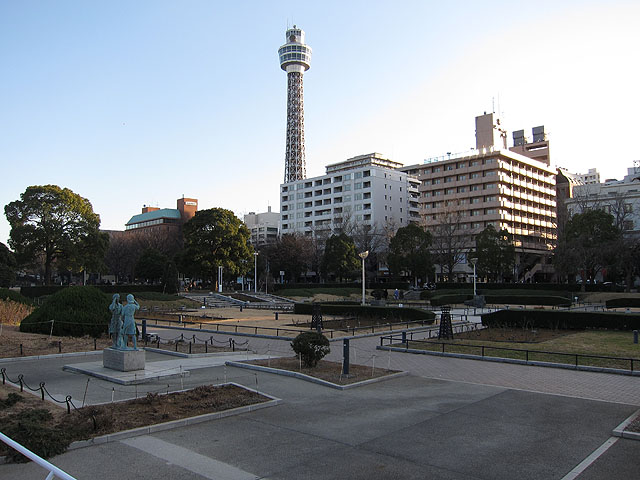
394;289;399;300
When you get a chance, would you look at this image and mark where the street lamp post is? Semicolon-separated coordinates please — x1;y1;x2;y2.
359;251;369;306
470;257;478;297
254;252;259;293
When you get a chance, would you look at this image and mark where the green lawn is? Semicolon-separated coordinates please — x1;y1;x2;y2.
403;330;640;371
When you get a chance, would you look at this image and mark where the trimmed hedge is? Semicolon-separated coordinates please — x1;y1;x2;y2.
483;295;571;307
20;284;164;298
293;303;435;322
605;298;640;308
20;286;110;337
0;288;33;305
273;281;411;291
434;282;623;293
430;294;473;306
481;309;640;331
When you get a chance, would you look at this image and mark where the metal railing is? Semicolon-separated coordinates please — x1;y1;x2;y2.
379;332;639;373
0;432;77;480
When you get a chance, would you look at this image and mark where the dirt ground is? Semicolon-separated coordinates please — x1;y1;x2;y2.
0;325;113;358
249;358;400;385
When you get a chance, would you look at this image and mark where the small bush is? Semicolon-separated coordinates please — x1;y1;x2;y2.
0;288;33;305
20;286;110;337
0;392;22;409
1;409;71;462
291;332;330;368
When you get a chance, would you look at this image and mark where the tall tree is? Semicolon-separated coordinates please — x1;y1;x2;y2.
321;233;359;282
0;242;17;288
4;185;107;284
265;234;313;283
387;223;433;286
429;209;468;282
554;209;620;288
180;208;253;282
472;225;515;282
135;248;168;283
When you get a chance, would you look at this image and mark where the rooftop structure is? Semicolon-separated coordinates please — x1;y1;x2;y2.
125;197;197;232
402;113;557;282
279;26;312;183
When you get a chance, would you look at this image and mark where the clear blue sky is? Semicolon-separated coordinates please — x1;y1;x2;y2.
1;0;639;245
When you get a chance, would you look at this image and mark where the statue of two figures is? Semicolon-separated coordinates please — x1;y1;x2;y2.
109;294;140;350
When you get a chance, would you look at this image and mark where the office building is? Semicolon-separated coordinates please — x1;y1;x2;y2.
244;207;280;247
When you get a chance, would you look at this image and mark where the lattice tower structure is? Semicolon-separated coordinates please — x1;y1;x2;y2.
278;26;312;183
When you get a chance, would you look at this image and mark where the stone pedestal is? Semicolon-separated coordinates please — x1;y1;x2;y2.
103;347;145;372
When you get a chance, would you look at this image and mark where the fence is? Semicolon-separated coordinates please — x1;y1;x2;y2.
379;331;639;373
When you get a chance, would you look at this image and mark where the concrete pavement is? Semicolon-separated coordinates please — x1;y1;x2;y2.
1;329;639;479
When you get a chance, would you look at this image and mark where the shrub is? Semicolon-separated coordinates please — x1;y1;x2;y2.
293;303;435;322
481;309;640;331
20;284;164;298
0;409;71;461
291;332;330;368
483;295;571;306
606;298;640;308
0;288;33;305
20;286;110;337
430;294;473;306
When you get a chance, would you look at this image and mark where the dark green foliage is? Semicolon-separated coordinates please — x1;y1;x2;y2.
0;409;71;462
20;284;165;298
321;233;359;281
0;288;33;305
554;209;620;284
293;303;435;322
606;298;640;308
20;286;110;337
430;294;473;306
0;392;22;409
180;208;253;280
481;309;640;331
387;223;433;285
0;242;17;287
130;291;182;301
162;260;180;294
471;226;515;282
291;332;330;367
135;248;168;283
483;295;571;306
4;185;108;285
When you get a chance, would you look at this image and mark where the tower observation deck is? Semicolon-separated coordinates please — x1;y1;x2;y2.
278;26;311;182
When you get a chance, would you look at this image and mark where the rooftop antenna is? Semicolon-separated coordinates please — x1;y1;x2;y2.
492;97;495;114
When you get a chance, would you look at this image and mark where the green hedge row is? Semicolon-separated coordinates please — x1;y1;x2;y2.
481;309;640;331
21;284;165;298
0;288;33;305
430;294;571;307
605;298;640;308
20;286;110;337
430;294;473;306
273;281;411;291
293;303;435;322
434;282;622;293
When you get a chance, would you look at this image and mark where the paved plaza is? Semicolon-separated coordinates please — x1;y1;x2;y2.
1;326;639;479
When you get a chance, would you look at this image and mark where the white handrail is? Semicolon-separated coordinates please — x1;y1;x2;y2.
0;432;77;480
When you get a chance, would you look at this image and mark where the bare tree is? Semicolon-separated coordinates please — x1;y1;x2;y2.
428;208;469;282
608;190;633;232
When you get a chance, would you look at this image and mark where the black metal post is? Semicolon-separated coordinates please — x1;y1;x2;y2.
342;338;350;375
142;319;147;341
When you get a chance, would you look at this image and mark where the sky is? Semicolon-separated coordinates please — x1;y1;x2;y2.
1;0;639;246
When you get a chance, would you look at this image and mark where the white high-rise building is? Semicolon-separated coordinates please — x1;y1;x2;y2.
279;153;420;241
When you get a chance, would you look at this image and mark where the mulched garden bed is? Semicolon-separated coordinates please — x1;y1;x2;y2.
248;357;401;385
0;382;268;462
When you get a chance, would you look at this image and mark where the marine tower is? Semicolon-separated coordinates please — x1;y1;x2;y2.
279;26;312;182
